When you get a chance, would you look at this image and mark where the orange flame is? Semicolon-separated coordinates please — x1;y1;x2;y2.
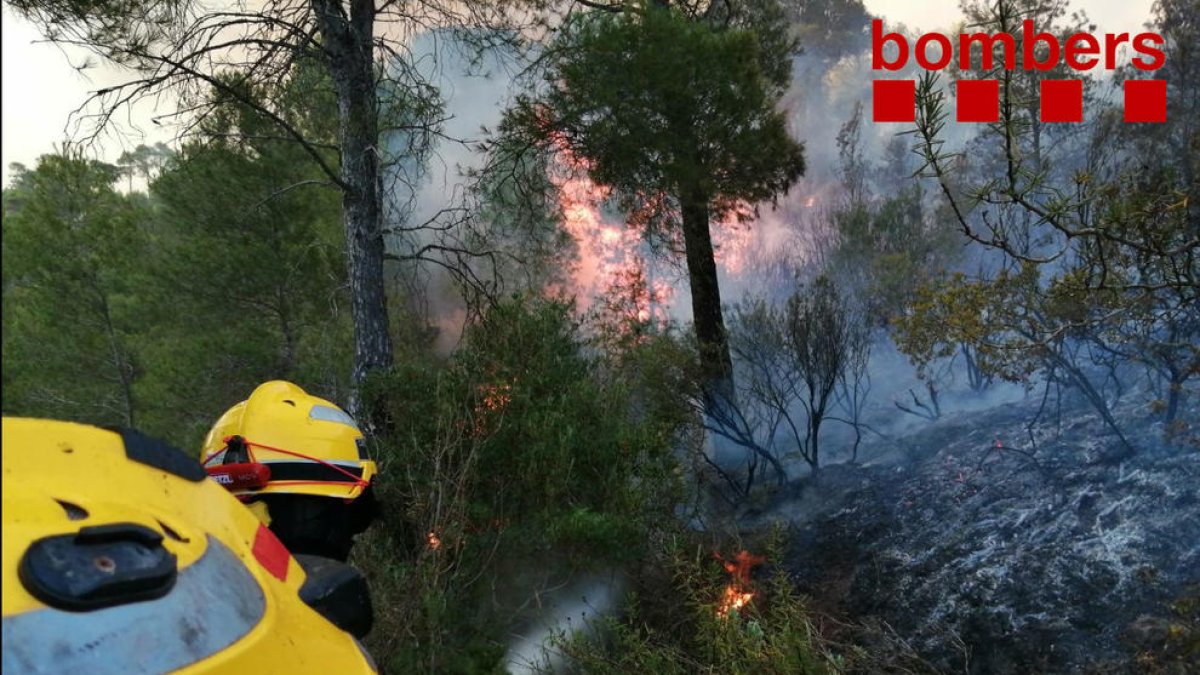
549;152;647;308
469;381;514;436
479;381;513;412
718;585;756;617
543;124;783;323
427;531;442;551
714;550;764;618
712;221;754;277
544;126;681;324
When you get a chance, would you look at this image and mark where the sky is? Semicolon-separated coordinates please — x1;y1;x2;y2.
0;0;1157;187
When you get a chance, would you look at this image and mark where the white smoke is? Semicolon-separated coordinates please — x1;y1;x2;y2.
503;572;625;675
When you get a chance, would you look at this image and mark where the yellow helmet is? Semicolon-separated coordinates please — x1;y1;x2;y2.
201;381;377;501
1;417;377;673
200;381;380;560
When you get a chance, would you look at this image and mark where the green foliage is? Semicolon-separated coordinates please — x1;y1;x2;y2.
891;259;1149;451
464;298;679;537
2;68;355;447
358;295;690;672
787;0;869;58
555;536;836;675
115;141;173;189
891;260;1139;389
902;0;1198;449
119;74;351;443
827;105;957;328
891;272;1002;384
1;6;849;674
506;4;805;235
497;2;806;385
2;154;147;426
955;0;1099;175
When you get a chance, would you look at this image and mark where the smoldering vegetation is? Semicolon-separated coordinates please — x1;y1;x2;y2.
237;0;1200;670
771;390;1200;672
3;0;1196;673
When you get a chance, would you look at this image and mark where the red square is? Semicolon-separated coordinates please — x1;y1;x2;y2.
1124;80;1166;122
252;524;290;581
956;79;999;123
1040;79;1083;123
874;80;915;123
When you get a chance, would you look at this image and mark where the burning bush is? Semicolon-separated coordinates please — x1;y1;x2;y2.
715;550;767;619
355;295;689;672
553;534;836;674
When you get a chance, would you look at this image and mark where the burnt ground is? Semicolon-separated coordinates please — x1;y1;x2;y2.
742;394;1200;674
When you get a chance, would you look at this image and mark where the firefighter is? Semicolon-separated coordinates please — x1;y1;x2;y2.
1;417;377;673
200;381;380;561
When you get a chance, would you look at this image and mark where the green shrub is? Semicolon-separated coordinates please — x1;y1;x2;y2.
357;295;689;672
554;535;837;675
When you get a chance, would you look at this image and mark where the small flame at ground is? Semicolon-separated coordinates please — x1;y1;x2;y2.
718;585;756;618
714;550;765;618
427;531;442;551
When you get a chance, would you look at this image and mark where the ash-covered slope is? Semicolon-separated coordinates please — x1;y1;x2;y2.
761;395;1199;673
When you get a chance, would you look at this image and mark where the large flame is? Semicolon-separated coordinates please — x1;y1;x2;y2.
543;127;816;324
712;221;754;277
546;135;659;317
545;125;679;326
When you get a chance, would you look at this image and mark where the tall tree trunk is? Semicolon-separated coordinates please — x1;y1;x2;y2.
808;411;822;477
679;187;733;404
92;278;135;428
1165;366;1182;425
277;301;297;378
313;0;393;413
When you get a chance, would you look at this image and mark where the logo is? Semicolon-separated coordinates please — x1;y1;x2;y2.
870;19;1167;123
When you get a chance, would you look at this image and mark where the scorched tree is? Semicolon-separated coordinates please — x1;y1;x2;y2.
499;2;806;403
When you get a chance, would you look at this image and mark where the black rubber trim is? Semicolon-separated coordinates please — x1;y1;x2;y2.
295;554;374;638
106;426;206;482
348;485;380;535
265;462;364;483
19;523;177;611
3;536;266;674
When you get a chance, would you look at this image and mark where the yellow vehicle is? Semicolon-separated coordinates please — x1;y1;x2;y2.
1;417;376;673
200;381;379;560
